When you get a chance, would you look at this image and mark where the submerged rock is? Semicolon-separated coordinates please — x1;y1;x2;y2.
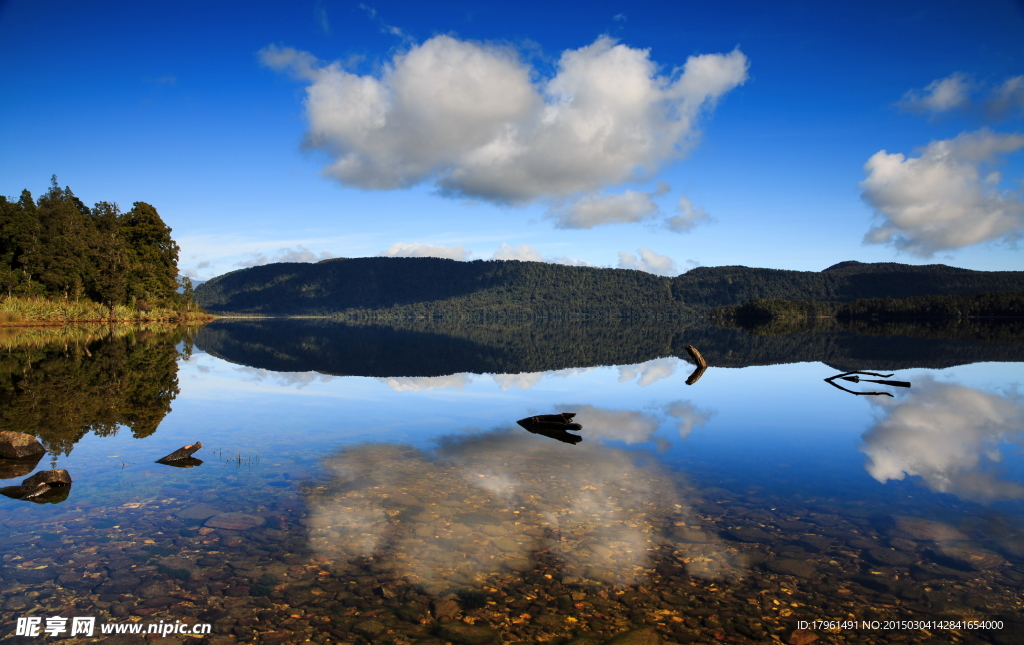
603;627;661;645
931;546;1006;571
435;622;499;645
205;512;266;531
767;558;818;579
868;547;916;567
176;503;222;520
892;515;968;542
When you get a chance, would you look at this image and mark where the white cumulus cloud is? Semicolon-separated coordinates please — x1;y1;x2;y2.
260;37;747;206
491;243;595;266
549;187;663;229
861;377;1024;502
987;75;1024;119
547;255;598;267
380;242;471;261
618;247;678;275
234;244;334;268
665;194;712;232
897;73;1024;120
860;128;1024;256
898;72;974;115
492;243;543;262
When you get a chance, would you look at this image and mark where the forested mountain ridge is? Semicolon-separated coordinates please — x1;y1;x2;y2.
194;257;1024;318
195;256;686;318
670;261;1024;308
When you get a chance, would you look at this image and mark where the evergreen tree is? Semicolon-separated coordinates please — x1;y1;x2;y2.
90;201;126;313
120;201;180;306
35;177;95;300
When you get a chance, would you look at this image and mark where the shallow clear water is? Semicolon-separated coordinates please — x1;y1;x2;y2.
1;321;1023;644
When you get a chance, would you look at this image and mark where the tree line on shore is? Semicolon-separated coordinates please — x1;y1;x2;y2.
713;291;1024;327
0;176;198;316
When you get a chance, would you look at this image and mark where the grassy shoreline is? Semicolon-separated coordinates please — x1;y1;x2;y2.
0;295;214;325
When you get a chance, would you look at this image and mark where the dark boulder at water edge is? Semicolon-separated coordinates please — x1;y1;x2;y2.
0;431;46;459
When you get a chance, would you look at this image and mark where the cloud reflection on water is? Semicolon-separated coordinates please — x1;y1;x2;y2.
861;376;1024;502
617;357;680;386
304;427;743;590
236;367;335;388
379;374;473;391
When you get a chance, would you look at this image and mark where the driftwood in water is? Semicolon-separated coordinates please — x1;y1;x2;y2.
157;442;204;464
160;457;203;468
684;345;708;385
517;413;583;444
685;345;707;369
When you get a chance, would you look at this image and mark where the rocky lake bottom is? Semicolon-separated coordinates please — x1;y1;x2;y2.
1;324;1023;644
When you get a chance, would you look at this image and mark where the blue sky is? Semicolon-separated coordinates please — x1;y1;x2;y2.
1;0;1022;280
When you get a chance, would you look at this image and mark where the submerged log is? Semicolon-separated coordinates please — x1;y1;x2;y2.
156;442;204;464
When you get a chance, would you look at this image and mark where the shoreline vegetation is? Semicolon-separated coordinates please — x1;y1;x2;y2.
1;177;210;325
0;295;214;325
711;291;1024;327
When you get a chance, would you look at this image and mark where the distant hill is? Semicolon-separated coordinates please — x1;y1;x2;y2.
194;257;687;319
194;257;1024;318
671;261;1024;309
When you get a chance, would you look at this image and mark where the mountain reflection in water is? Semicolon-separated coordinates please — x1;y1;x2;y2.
1;320;1023;644
195;317;1024;376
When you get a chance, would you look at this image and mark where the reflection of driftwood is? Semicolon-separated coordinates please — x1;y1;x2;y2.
825;371;911;397
685;345;708;385
159;457;203;468
839;374;911;388
685;364;707;385
517;413;583;444
157;442;203;464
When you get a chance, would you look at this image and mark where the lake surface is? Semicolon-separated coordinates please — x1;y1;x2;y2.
1;319;1023;644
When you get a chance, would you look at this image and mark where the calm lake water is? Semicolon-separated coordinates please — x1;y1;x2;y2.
1;319;1023;644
